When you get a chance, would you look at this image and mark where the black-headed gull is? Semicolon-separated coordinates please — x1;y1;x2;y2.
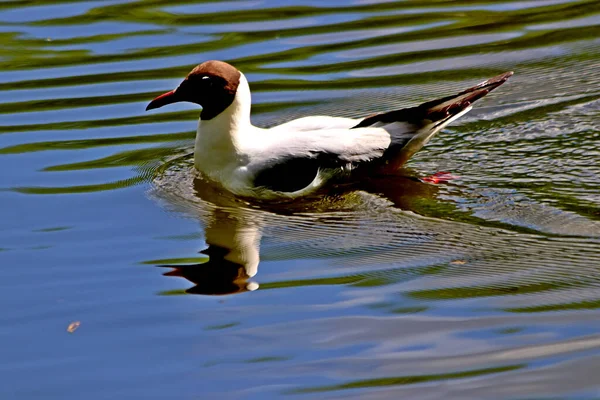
146;60;512;199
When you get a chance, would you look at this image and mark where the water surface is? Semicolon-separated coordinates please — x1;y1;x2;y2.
1;0;599;398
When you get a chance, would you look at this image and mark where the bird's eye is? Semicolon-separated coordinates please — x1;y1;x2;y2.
202;76;212;85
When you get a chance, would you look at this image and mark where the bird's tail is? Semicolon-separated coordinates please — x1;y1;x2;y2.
353;71;513;170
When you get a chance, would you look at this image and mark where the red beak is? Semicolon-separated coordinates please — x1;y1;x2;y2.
146;90;179;111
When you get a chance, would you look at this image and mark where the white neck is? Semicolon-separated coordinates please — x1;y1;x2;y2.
194;73;253;177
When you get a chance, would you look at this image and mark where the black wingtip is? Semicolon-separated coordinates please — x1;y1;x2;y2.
471;71;514;93
354;71;514;129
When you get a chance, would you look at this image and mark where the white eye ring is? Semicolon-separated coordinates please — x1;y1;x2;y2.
202;76;210;80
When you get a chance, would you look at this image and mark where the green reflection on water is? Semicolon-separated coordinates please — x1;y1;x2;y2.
291;364;525;393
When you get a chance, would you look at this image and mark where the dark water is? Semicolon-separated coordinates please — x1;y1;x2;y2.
1;1;600;398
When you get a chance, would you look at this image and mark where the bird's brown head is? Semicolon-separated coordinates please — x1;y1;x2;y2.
146;60;242;120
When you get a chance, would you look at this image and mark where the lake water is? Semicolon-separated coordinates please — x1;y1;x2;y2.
1;0;599;398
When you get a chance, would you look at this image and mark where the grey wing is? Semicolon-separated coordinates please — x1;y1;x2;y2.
270;116;359;132
250;127;392;193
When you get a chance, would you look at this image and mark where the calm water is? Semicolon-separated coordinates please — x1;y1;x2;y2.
1;0;600;398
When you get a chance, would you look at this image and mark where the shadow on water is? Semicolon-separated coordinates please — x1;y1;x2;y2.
151;155;600;303
153;166;441;295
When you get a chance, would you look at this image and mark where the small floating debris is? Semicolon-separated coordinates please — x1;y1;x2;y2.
67;321;81;333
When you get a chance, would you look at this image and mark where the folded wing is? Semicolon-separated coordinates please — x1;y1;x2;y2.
354;71;513;170
252;71;513;193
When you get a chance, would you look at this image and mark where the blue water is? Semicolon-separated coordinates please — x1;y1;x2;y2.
1;0;600;399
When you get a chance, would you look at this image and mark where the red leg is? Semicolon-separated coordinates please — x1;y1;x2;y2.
420;171;460;184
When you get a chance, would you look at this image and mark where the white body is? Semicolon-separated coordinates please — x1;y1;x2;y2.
194;73;469;198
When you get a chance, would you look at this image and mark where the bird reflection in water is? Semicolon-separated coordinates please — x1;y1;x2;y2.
156;166;446;295
161;205;261;295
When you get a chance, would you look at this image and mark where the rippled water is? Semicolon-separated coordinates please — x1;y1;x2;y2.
1;0;599;398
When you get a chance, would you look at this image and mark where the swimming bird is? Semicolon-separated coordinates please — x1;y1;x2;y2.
146;60;512;199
